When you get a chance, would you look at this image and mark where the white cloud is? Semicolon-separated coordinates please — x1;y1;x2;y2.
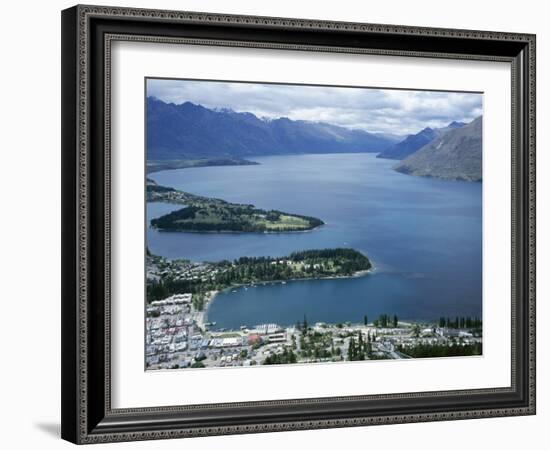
147;78;482;135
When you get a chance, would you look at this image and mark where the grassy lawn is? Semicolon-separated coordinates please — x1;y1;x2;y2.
257;214;311;230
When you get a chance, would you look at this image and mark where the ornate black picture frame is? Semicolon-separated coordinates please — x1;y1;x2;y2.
61;4;536;444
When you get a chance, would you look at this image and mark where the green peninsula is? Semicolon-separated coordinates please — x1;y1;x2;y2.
147;248;372;304
147;183;324;233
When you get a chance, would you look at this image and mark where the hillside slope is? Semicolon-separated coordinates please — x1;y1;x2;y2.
377;121;465;160
393;117;482;181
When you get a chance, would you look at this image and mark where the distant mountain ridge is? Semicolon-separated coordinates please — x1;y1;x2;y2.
394;116;482;181
377;121;466;160
147;97;395;160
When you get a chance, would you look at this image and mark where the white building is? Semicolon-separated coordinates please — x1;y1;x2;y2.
150;293;192;306
252;323;282;335
267;332;286;343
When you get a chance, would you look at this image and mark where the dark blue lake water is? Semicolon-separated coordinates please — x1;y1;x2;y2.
148;153;482;329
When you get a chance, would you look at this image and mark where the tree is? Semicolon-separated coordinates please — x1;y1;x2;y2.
290;350;297;363
263;347;298;365
393;314;398;328
348;337;355;361
364;315;368;326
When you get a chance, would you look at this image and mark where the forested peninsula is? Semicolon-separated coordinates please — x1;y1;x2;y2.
147;248;372;304
147;183;324;233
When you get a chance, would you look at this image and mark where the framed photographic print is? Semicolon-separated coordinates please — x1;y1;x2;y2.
61;5;536;444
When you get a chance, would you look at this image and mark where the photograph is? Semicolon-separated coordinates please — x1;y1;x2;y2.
145;78;484;370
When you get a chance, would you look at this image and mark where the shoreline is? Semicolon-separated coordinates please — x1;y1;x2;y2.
150;223;324;235
146;158;260;175
196;290;218;331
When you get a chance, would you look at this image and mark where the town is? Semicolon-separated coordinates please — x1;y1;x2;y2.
145;290;483;370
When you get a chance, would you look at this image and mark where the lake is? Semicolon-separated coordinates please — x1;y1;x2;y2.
147;153;482;329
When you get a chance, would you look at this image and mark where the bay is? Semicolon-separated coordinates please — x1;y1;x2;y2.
147;153;482;329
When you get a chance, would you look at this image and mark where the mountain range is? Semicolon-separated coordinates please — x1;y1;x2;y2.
376;121;466;160
147;97;395;160
147;97;482;182
394;116;482;181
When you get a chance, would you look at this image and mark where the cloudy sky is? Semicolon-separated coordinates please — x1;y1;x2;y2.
147;78;482;136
